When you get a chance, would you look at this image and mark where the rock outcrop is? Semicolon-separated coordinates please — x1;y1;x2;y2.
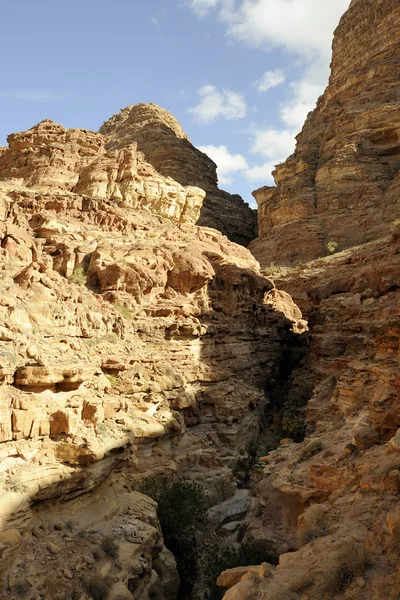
221;233;400;600
250;0;400;267
0;120;205;225
100;103;257;246
0;117;303;597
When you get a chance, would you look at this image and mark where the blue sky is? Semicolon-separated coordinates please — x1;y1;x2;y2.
0;0;350;208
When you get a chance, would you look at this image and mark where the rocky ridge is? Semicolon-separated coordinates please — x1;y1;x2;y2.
100;103;258;246
250;0;400;268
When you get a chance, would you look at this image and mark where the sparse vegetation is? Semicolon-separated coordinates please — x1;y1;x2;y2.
233;439;260;488
69;266;87;285
101;536;119;559
82;576;110;600
113;300;132;320
298;440;323;463
281;416;304;442
7;475;29;494
297;503;330;546
194;540;275;600
326;241;339;254
137;477;208;585
324;541;371;593
105;374;117;388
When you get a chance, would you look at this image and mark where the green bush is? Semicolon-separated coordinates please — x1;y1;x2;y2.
232;439;259;488
194;541;274;600
69;266;87;285
138;477;208;585
113;301;132;320
101;536;119;559
82;577;110;600
326;241;339;255
298;440;323;463
281;416;304;442
324;541;371;593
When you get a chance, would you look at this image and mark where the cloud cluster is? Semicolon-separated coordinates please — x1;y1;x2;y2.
199;144;248;185
188;84;247;124
188;0;350;187
253;69;285;93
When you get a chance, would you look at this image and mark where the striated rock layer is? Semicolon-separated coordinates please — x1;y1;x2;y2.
0;118;303;598
221;230;400;600
100;103;257;246
250;0;400;267
0;120;205;225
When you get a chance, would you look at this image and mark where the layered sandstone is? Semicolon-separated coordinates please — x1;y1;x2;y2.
0;120;302;597
250;0;400;267
0;120;205;224
100;103;257;246
222;229;400;599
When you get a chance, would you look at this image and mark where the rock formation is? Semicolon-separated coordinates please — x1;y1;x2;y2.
100;103;258;246
215;1;400;599
0;119;302;598
0;120;205;225
220;228;400;600
250;0;400;267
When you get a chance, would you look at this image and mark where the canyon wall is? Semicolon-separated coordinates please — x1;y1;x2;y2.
0;122;302;599
250;0;400;268
100;103;258;246
221;229;400;600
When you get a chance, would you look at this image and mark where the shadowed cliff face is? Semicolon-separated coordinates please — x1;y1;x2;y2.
250;0;400;268
100;103;258;247
0;118;304;599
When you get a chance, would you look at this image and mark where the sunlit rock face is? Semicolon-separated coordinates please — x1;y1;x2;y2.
0;120;205;224
250;0;400;268
0;114;303;597
100;103;258;246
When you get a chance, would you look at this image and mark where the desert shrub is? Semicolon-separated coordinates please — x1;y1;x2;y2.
194;541;274;600
233;439;259;488
298;440;323;463
297;503;330;546
82;577;110;600
113;301;132;320
390;219;400;240
138;477;208;585
281;416;304;442
69;266;87;285
13;582;30;598
7;475;28;493
326;241;339;254
105;374;117;388
101;536;119;559
324;541;371;593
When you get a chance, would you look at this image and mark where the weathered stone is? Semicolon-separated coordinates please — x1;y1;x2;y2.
100;103;257;245
250;0;400;267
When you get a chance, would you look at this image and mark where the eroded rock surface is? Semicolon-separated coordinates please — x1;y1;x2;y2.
0;121;302;596
100;103;257;246
250;0;400;267
0;120;205;225
223;229;400;599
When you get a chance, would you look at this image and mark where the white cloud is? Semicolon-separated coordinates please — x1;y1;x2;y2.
187;0;350;187
253;69;285;93
250;129;296;160
199;144;248;185
187;0;221;18
188;84;247;124
245;128;296;183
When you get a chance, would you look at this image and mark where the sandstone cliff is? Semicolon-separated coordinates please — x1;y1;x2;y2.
100;103;257;246
250;0;400;267
220;228;400;600
0;120;302;598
